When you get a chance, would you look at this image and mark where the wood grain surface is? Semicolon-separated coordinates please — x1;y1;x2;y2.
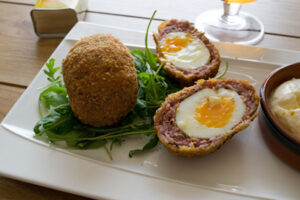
0;176;92;200
0;85;24;122
86;12;300;51
2;0;300;37
0;3;61;87
0;0;300;199
86;0;300;37
1;2;300;88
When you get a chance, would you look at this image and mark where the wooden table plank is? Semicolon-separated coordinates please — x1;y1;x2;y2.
2;0;300;38
0;84;24;122
0;2;61;87
1;2;300;88
87;0;300;37
0;176;91;200
86;12;300;51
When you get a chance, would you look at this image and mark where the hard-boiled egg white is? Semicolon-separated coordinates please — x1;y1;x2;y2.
160;32;210;70
176;88;246;138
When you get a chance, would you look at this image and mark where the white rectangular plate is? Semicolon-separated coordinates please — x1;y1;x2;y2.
1;22;300;200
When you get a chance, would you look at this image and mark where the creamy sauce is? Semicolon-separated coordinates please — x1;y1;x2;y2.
270;78;300;139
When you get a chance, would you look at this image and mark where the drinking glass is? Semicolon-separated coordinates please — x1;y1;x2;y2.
195;0;264;45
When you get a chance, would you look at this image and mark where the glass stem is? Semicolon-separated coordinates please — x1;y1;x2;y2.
222;2;242;23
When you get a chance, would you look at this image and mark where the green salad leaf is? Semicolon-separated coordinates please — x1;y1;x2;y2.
129;134;159;158
38;86;68;117
43;58;62;86
144;10;158;71
216;61;229;79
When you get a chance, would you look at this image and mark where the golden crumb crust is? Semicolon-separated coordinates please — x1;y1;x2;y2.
154;78;260;156
62;34;137;127
153;19;221;86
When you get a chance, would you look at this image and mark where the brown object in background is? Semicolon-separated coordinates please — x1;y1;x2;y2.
258;110;300;171
260;62;300;171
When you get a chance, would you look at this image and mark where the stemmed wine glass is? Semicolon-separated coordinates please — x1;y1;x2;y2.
195;0;264;45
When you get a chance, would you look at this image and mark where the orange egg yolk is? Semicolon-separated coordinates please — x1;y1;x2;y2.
161;34;193;53
194;96;235;128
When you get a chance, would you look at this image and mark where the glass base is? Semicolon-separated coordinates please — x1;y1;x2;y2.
195;9;264;45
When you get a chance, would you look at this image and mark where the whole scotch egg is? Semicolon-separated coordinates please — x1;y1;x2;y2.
153;19;221;86
154;79;260;156
62;34;138;127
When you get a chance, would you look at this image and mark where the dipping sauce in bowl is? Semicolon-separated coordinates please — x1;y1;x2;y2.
260;63;300;171
269;78;300;140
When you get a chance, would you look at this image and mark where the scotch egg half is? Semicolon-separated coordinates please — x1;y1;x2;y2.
154;79;260;156
153;19;221;86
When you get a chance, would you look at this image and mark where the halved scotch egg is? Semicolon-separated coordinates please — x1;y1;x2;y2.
154;79;260;156
153;19;221;86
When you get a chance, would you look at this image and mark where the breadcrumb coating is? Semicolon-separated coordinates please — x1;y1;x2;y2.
62;34;138;127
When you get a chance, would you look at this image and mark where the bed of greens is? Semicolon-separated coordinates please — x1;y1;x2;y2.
33;11;228;159
33;11;182;159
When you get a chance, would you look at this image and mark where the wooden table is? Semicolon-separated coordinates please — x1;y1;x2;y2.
0;0;300;199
